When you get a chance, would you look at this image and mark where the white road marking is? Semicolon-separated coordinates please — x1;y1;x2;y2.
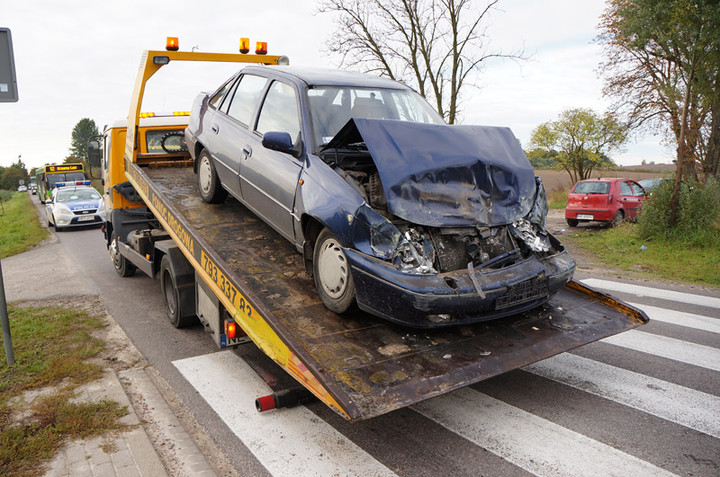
581;278;720;309
525;353;720;438
628;302;720;334
173;351;397;477
413;388;676;477
603;330;720;372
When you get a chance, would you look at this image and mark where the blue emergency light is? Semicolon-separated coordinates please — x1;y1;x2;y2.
55;180;92;188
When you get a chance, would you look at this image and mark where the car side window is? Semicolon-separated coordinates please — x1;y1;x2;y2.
225;74;268;127
631;182;646;197
619;181;633;196
256;81;300;140
209;78;234;109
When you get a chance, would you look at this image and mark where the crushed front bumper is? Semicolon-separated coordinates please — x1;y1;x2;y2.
345;248;576;328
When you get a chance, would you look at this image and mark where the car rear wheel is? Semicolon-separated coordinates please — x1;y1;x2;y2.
313;228;356;314
197;150;227;204
109;237;136;277
566;218;579;227
612;210;624;227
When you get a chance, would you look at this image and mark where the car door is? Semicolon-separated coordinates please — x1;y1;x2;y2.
240;80;303;241
207;74;269;199
618;180;642;219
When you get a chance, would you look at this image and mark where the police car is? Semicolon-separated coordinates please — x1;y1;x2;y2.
46;181;105;231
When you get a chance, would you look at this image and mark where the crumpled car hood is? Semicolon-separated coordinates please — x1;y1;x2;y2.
324;118;537;227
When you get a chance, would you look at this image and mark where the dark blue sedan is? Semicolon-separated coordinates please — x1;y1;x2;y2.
185;66;575;328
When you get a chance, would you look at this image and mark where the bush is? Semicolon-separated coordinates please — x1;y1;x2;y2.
638;177;720;246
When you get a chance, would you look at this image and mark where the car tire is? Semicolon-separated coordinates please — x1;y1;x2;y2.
197;150;227;204
53;214;64;232
160;255;195;328
109;237;136;277
566;218;579;227
313;228;356;314
612;210;624;227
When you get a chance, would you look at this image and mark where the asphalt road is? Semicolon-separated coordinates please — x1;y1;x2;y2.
34;195;720;476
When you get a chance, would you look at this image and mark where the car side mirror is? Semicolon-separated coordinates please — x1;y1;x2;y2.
87;136;103;168
262;131;302;159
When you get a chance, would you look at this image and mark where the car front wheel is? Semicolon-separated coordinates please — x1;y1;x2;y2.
197;150;227;204
313;228;356;314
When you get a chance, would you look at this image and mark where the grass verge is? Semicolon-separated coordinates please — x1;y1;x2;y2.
1;304;131;477
0;192;48;259
568;224;720;287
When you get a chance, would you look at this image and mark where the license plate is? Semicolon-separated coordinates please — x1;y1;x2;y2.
77;215;95;222
577;214;594;220
495;277;549;310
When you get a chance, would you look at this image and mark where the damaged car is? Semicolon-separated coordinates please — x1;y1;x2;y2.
185;66;575;328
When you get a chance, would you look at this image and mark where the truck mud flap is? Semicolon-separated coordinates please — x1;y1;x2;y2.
133;165;648;421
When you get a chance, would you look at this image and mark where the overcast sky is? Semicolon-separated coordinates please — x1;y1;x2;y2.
1;0;674;171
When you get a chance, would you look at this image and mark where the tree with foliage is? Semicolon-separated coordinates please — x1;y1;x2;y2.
598;0;720;227
0;156;29;190
528;108;625;183
318;0;524;124
70;118;99;162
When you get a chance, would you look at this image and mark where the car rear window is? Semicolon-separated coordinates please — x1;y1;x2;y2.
572;181;610;194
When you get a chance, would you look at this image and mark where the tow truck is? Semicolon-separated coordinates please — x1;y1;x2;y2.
89;38;648;421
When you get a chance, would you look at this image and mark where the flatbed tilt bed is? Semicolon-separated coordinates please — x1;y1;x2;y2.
131;162;648;420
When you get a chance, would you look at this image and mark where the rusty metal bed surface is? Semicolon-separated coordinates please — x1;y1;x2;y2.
146;166;648;420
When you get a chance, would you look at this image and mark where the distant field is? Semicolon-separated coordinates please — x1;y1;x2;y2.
535;168;673;193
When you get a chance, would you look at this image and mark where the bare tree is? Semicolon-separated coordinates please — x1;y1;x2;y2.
318;0;523;124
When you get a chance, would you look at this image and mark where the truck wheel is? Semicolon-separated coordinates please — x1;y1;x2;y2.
197;150;227;204
313;228;356;314
109;237;136;277
160;255;195;328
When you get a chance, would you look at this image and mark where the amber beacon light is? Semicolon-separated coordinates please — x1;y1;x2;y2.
239;37;250;54
166;37;179;51
255;42;268;55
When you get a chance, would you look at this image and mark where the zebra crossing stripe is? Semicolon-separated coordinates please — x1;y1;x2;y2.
603;330;720;372
173;351;397;477
581;278;720;309
412;387;676;477
525;353;720;438
628;302;720;334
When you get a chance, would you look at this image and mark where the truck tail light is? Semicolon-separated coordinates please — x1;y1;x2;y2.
225;320;237;339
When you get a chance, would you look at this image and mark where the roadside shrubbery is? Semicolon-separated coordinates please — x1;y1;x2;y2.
638;177;720;246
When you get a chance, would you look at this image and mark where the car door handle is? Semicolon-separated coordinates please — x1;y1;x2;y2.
242;145;252;160
211;124;219;134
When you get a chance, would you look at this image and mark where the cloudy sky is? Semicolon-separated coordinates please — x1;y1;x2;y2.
1;0;674;171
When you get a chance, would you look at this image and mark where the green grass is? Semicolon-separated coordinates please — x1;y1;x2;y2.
568;224;720;287
547;187;569;209
0;191;48;259
1;305;131;477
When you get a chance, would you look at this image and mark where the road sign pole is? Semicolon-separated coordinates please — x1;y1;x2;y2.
0;259;15;366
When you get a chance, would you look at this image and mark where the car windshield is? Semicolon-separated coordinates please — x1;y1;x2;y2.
56;189;100;202
573;181;610;194
307;86;444;150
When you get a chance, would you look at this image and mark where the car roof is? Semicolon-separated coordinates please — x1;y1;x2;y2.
55;185;97;194
240;65;410;90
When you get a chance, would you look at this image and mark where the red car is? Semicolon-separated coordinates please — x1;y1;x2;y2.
565;178;647;227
